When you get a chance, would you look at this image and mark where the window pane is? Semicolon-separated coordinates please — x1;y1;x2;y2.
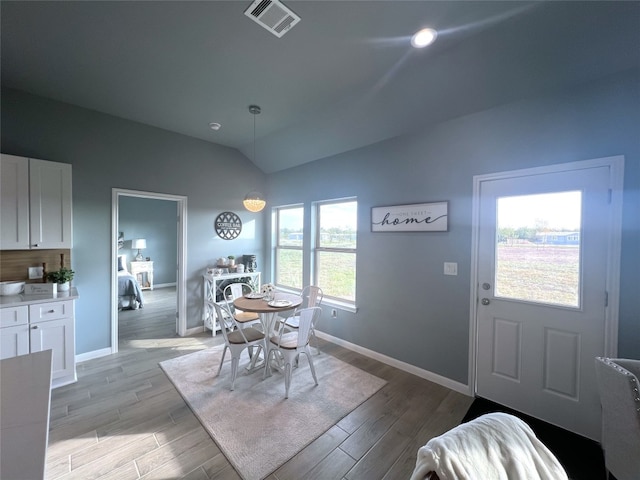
317;251;356;301
495;191;581;307
276;248;303;289
278;207;303;247
319;201;357;248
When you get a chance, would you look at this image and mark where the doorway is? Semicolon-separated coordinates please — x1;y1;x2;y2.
469;156;623;441
111;189;187;353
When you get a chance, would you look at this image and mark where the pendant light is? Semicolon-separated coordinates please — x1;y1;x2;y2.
243;105;266;213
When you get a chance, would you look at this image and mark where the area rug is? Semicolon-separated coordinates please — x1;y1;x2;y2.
159;346;386;480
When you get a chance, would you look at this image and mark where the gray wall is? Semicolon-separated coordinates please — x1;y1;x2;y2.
266;69;640;383
1;88;266;354
119;196;178;285
1;68;637;383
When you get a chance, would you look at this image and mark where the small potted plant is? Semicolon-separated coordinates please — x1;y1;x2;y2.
46;267;75;292
227;255;236;267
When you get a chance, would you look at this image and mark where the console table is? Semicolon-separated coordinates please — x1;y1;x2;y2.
203;271;260;335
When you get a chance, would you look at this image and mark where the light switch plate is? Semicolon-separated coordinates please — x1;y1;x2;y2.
444;262;458;276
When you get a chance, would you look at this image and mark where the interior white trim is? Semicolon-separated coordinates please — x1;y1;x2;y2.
111;188;188;354
468;155;624;395
315;330;470;395
76;347;112;363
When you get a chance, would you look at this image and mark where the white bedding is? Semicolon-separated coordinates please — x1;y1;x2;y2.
410;412;568;480
117;255;144;309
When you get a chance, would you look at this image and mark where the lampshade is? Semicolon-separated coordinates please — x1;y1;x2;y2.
132;238;147;249
243;192;266;212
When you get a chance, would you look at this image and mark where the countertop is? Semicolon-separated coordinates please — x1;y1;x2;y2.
0;350;52;480
0;287;79;307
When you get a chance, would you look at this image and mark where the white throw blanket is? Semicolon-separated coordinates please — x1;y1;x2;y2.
410;412;568;480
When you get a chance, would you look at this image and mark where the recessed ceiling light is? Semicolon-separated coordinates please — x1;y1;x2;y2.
411;28;437;48
209;122;221;131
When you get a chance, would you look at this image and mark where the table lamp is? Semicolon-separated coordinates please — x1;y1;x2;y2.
132;238;146;261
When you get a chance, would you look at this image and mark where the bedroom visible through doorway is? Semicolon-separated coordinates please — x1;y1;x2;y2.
111;189;187;354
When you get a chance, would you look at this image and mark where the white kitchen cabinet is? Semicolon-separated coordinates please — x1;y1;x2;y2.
0;306;30;359
0;295;77;388
29;300;75;387
0;153;73;250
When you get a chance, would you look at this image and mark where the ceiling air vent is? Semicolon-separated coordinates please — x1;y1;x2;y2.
244;0;300;38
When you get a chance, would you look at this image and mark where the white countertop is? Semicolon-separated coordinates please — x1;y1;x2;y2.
0;287;79;307
0;350;52;480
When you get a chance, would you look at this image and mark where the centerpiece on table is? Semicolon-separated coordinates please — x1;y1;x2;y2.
261;283;275;301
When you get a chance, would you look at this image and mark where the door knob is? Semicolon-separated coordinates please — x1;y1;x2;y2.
481;298;490;305
482;283;491;290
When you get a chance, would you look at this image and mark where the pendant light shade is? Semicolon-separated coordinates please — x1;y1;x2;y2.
243;191;266;212
244;105;266;212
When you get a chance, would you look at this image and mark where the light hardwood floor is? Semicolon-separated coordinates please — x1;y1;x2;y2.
46;287;472;479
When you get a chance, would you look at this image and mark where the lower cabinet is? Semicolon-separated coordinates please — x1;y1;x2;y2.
0;306;29;359
0;324;30;359
0;300;76;388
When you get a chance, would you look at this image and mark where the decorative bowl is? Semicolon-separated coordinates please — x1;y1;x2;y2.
0;281;25;296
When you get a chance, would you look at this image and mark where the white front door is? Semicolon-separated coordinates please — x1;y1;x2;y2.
473;158;623;441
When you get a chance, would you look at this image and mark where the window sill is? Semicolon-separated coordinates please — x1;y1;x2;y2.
275;286;357;313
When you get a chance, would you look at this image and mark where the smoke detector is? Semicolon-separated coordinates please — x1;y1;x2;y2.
244;0;300;38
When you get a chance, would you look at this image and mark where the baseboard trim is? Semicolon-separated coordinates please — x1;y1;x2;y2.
185;325;206;336
315;330;471;395
76;347;112;363
153;282;177;289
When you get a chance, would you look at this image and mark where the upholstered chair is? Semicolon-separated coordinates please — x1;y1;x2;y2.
594;357;640;480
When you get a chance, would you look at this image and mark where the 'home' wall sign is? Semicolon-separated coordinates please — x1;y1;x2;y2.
371;201;448;232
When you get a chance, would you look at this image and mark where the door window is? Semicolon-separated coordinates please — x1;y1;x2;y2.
495;191;582;308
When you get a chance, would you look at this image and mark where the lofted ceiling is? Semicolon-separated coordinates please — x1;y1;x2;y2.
1;1;639;173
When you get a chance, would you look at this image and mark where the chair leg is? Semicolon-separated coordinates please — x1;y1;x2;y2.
217;345;229;375
284;361;292;399
310;330;320;354
230;356;240;391
246;346;256;370
305;347;319;385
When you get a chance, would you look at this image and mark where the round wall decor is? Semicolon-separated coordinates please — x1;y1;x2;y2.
215;211;242;240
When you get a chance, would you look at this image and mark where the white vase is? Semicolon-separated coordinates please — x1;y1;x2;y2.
58;281;70;292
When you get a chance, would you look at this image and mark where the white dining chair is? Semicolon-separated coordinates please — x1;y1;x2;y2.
212;301;266;391
266;306;321;398
224;282;261;329
281;286;323;354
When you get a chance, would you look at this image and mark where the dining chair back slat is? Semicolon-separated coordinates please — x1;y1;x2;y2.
224;282;260;327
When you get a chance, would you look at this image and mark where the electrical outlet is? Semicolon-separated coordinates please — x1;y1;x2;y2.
28;266;44;279
331;309;337;318
444;262;458;276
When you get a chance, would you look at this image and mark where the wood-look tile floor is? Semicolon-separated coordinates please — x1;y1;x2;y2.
46;287;472;479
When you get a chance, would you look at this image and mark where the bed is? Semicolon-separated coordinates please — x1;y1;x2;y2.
117;255;144;310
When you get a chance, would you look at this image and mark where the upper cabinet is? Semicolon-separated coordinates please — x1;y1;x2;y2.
1;154;73;250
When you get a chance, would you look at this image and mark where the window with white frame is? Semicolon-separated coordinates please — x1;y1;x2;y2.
274;205;304;289
313;198;357;305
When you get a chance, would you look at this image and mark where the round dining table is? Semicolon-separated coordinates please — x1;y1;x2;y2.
233;292;302;336
233;292;303;374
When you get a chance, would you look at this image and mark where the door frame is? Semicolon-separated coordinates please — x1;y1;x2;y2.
468;156;624;394
111;188;188;353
